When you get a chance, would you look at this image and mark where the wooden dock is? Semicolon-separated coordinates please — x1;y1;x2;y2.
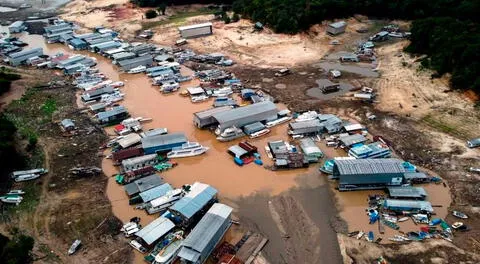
236;232;269;264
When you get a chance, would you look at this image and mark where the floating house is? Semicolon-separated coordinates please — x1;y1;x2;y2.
122;154;158;172
141;132;187;154
403;172;430;184
95;105;129;125
177;203;232;264
135;217;175;247
8;21;26;33
89;102;106;113
333;158;405;191
124;174;164;197
288;120;323;136
169;182;217;228
112;147;143;163
118;55;154;71
383;199;433;213
212;101;278;132
138;183;173;204
68;38;88;50
387;186;427;200
7;48;44;66
348;141;391;159
193;106;232;128
140;128;168;138
178;22;213;38
299;138;323;162
338;134;367;148
112;52;136;63
327;21;347;35
81;86;114;102
116;133;142;149
318;114;343;134
243;122;266;135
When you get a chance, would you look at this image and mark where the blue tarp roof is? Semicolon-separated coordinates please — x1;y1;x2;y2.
139;183;173;203
170;182;217;219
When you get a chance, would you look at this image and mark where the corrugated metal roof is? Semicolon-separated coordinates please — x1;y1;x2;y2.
9;21;24;27
170;182;217;219
338;134;367;147
243;122;265;134
139;183;173;203
329;21;347;28
124;174;164;196
179;203;232;261
403;172;428;180
384;199;433;212
212;101;277;124
61;119;74;128
194;106;232;119
228;145;248;157
118;55;153;67
141;132;187;150
7;48;43;59
299;138;322;156
187;87;205;95
122;154;157;168
289;120;322;129
335;158;405;175
135;217;175;245
117;133;142;149
142;128;168;137
96;105;126;120
69;38;86;46
387;186;427;198
112;52;136;60
178;22;213;31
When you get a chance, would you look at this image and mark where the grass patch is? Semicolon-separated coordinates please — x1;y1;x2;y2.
38;243;60;262
8;181;41;214
142;8;216;29
421;115;467;138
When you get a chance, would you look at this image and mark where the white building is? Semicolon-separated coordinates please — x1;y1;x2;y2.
178;22;213;38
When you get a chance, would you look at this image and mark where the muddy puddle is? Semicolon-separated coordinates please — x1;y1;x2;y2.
314;61;380;78
306;78;353;100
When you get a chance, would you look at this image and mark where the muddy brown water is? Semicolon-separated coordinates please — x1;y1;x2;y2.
19;33;451;263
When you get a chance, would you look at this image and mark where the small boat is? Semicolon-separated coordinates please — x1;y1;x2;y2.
191;95;209;103
128;65;146;74
111;81;124;88
295;111;318;122
254;159;263;165
264;145;273;159
398;217;409;222
130;239;147;253
14;173;41;182
367;231;374;242
382;220;399;230
234;157;244;166
152;238;183;264
429;218;442;226
166;142;209;158
68;239;81;255
0;195;23;205
7;190;25;195
216;127;246;142
348;231;359;237
356;231;364;240
249;129;271;139
452;211;468;219
265;116;292;128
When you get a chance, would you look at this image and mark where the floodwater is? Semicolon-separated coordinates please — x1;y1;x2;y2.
306;78;353;100
18;33;452;263
314;61;380;78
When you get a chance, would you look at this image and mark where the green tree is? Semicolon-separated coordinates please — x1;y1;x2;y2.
158;2;167;15
232;13;240;22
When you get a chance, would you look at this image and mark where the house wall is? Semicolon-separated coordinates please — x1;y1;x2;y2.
143;141;186;155
8;49;44;66
327;25;346;35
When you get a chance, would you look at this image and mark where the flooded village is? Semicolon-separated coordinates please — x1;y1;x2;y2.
1;1;480;264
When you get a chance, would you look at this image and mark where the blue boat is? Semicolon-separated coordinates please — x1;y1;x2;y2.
319;159;335;174
234;157;244;166
254;159;263;165
402;161;417;172
368;231;374;242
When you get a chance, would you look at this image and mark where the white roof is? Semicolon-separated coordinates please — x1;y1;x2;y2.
117;133;142;148
344;123;365;131
187;87;205;95
178;22;213;31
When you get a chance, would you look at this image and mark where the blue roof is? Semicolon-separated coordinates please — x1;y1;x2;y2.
139;183;173;203
170;182;217;219
69;38;86;46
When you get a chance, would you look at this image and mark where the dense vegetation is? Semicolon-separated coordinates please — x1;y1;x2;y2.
131;0;228;7
0;68;21;97
0;115;25;191
0;231;34;264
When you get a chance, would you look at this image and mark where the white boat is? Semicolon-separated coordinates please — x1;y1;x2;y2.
191;95;209;103
216;126;245;142
128;65;146;74
14;173;41;182
68;239;81;255
356;231;364;240
120;222;137;232
166;142;209;158
264;145;273;159
265;116;292;128
211;87;233;97
249;128;271;139
295;111;318;122
153;239;183;264
398;217;409;222
7;190;25;195
130;240;147;253
0;195;23;205
111;81;125;88
147;189;184;215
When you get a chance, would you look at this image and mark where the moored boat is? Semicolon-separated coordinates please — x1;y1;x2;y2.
0;195;23;205
265;116;292;128
68;239;81;255
14;173;41;182
7;190;25;195
166;142;209;158
249;128;271;139
127;65;146;74
452;210;468;219
216;127;245;142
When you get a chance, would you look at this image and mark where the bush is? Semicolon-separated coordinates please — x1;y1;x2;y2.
0;232;34;264
224;15;231;24
232;13;240;22
145;9;158;19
